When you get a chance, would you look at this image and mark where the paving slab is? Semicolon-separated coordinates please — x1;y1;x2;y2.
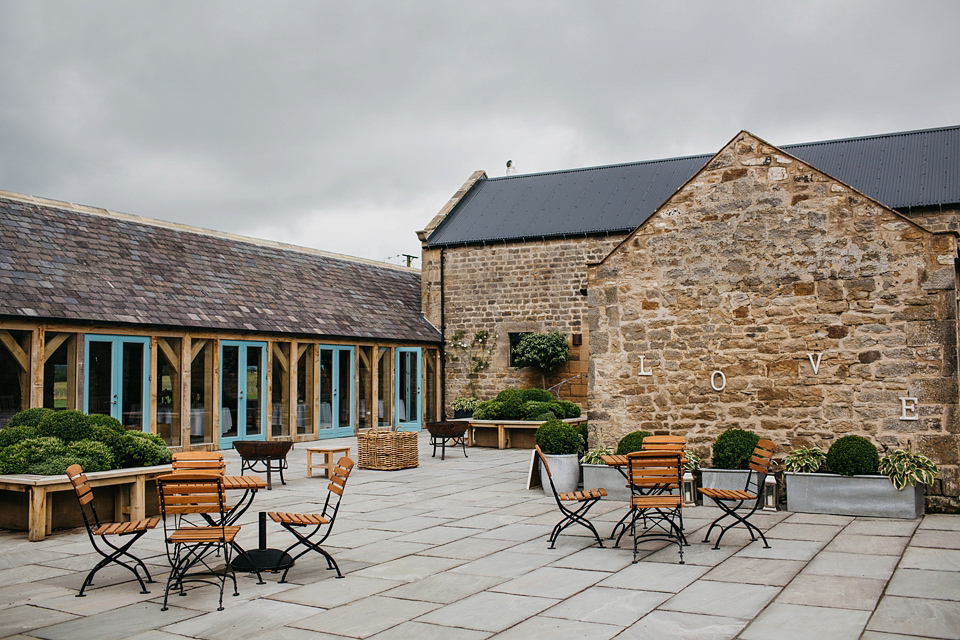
380;572;505;604
598;560;710;593
491;615;622;640
739;602;870;640
291;594;438;638
269;574;402;608
867;595;960;639
899;547;960;571
160;598;321;640
776;574;886;610
29;601;199;640
540;585;670;626
801;550;901;579
885;567;960;600
704;556;805;586
661;580;778;619
908;528;960;549
617;610;747;639
490;566;606;599
366;621;491;640
0;604;78;636
415;591;557;633
825;533;910;556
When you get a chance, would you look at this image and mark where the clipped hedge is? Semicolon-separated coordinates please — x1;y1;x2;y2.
7;408;54;428
0;437;68;474
36;410;95;443
0;424;37;449
616;430;651;455
535;418;583;455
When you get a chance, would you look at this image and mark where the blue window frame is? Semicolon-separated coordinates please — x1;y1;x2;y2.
83;335;151;432
395;347;422;431
219;340;267;449
318;345;354;439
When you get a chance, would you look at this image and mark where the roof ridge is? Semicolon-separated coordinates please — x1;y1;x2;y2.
0;189;419;274
782;124;960;150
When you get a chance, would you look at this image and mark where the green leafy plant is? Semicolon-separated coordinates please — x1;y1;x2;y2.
0;437;68;474
520;401;562;421
879;445;939;490
581;445;613;465
67;440;115;472
471;400;503;420
36;410;95;443
114;432;173;468
451;396;479;413
826;435;879;476
712;428;760;470
0;424;37;448
683;451;702;472
783;446;827;473
616;430;651;455
512;331;570;388
535;418;583;455
7;408;55;428
88;414;124;433
555;400;581;419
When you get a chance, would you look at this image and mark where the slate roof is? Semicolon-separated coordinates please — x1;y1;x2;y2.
426;125;960;247
0;194;441;343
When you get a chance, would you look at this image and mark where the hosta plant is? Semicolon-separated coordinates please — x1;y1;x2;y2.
783;447;827;474
581;445;613;465
683;451;702;472
879;446;939;490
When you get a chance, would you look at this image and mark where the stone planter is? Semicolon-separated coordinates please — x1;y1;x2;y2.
582;463;630;501
785;472;925;519
541;454;580;495
700;468;761;509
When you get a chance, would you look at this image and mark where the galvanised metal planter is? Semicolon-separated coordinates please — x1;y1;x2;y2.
785;472;924;519
700;468;761;509
582;464;630;501
541;454;580;495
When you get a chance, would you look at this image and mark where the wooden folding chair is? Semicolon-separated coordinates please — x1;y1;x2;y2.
66;464;160;597
157;473;255;611
699;439;776;549
535;445;607;549
267;457;355;583
172;451;226;475
626;451;685;564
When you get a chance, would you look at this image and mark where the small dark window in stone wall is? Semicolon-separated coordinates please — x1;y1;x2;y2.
508;332;528;368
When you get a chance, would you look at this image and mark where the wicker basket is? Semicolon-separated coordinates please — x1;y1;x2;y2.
357;429;419;470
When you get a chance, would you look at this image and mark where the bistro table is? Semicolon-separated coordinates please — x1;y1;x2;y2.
601;451;686;547
220;475;294;575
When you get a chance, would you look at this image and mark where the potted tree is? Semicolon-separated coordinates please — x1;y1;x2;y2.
784;436;937;519
512;331;570;389
700;428;762;509
535;419;582;495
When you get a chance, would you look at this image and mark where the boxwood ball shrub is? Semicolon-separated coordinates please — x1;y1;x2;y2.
520;401;561;421
7;407;55;428
712;428;760;469
494;389;526;419
535;419;582;455
67;440;115;472
471;400;503;420
36;409;95;443
616;430;651;455
88;414;124;433
556;400;581;419
826;435;880;476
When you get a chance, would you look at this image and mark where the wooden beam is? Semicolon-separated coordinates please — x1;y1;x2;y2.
298;343;309;360
30;327;43;408
156;338;180;372
0;330;29;371
43;333;69;364
192;339;208;363
273;342;288;372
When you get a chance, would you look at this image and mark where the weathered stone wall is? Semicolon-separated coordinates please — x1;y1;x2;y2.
902;207;960;234
587;132;960;507
423;236;623;409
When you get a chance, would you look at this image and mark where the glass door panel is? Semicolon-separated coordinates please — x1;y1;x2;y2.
318;345;354;439
84;335;150;431
219;341;267;449
395;348;422;431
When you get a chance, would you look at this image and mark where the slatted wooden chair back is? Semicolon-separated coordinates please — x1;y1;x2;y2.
67;463;102;531
743;439;777;494
172;451;226;475
157;473;227;519
533;445;560;495
641;435;687;466
321;457;354;517
626;451;683;498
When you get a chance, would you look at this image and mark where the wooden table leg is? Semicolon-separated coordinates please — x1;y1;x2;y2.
306;449;315;478
130;476;146;521
28;487;47;542
498;425;506;450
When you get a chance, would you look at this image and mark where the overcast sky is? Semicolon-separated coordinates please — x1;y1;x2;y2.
1;1;957;266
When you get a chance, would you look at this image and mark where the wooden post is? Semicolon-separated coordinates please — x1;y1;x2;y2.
180;336;191;449
28;487;47;542
30;327;44;408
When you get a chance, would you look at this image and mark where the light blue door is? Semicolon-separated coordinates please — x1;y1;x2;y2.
395;348;422;431
318;346;354;439
219;341;267;449
84;335;151;431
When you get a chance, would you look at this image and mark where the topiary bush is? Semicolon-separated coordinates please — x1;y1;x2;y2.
826;435;880;476
520;401;561;421
7;407;55;428
494;389;526;419
67;440;115;472
88;414;124;433
0;424;37;448
114;431;173;468
521;388;555;404
556;400;581;419
535;418;583;455
472;400;504;420
36;410;95;443
512;331;570;387
0;437;68;474
616;430;651;455
712;428;760;469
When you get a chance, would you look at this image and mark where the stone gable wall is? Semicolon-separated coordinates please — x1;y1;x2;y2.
587;132;960;508
423;236;623;408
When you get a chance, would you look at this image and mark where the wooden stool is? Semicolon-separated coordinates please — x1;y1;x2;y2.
306;444;351;478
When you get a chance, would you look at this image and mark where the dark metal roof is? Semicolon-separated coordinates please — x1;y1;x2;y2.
426;125;960;247
0;195;442;343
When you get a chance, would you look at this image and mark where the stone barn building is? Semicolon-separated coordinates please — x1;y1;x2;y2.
419;125;960;508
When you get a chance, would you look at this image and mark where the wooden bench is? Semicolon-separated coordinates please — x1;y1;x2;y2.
465;417;589;449
305;444;351;478
233;440;293;490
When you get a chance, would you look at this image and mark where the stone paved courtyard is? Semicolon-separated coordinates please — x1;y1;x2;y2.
1;432;958;639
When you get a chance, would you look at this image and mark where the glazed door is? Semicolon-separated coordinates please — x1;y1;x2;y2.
395;347;422;431
219;341;266;449
318;346;354;439
84;335;150;431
